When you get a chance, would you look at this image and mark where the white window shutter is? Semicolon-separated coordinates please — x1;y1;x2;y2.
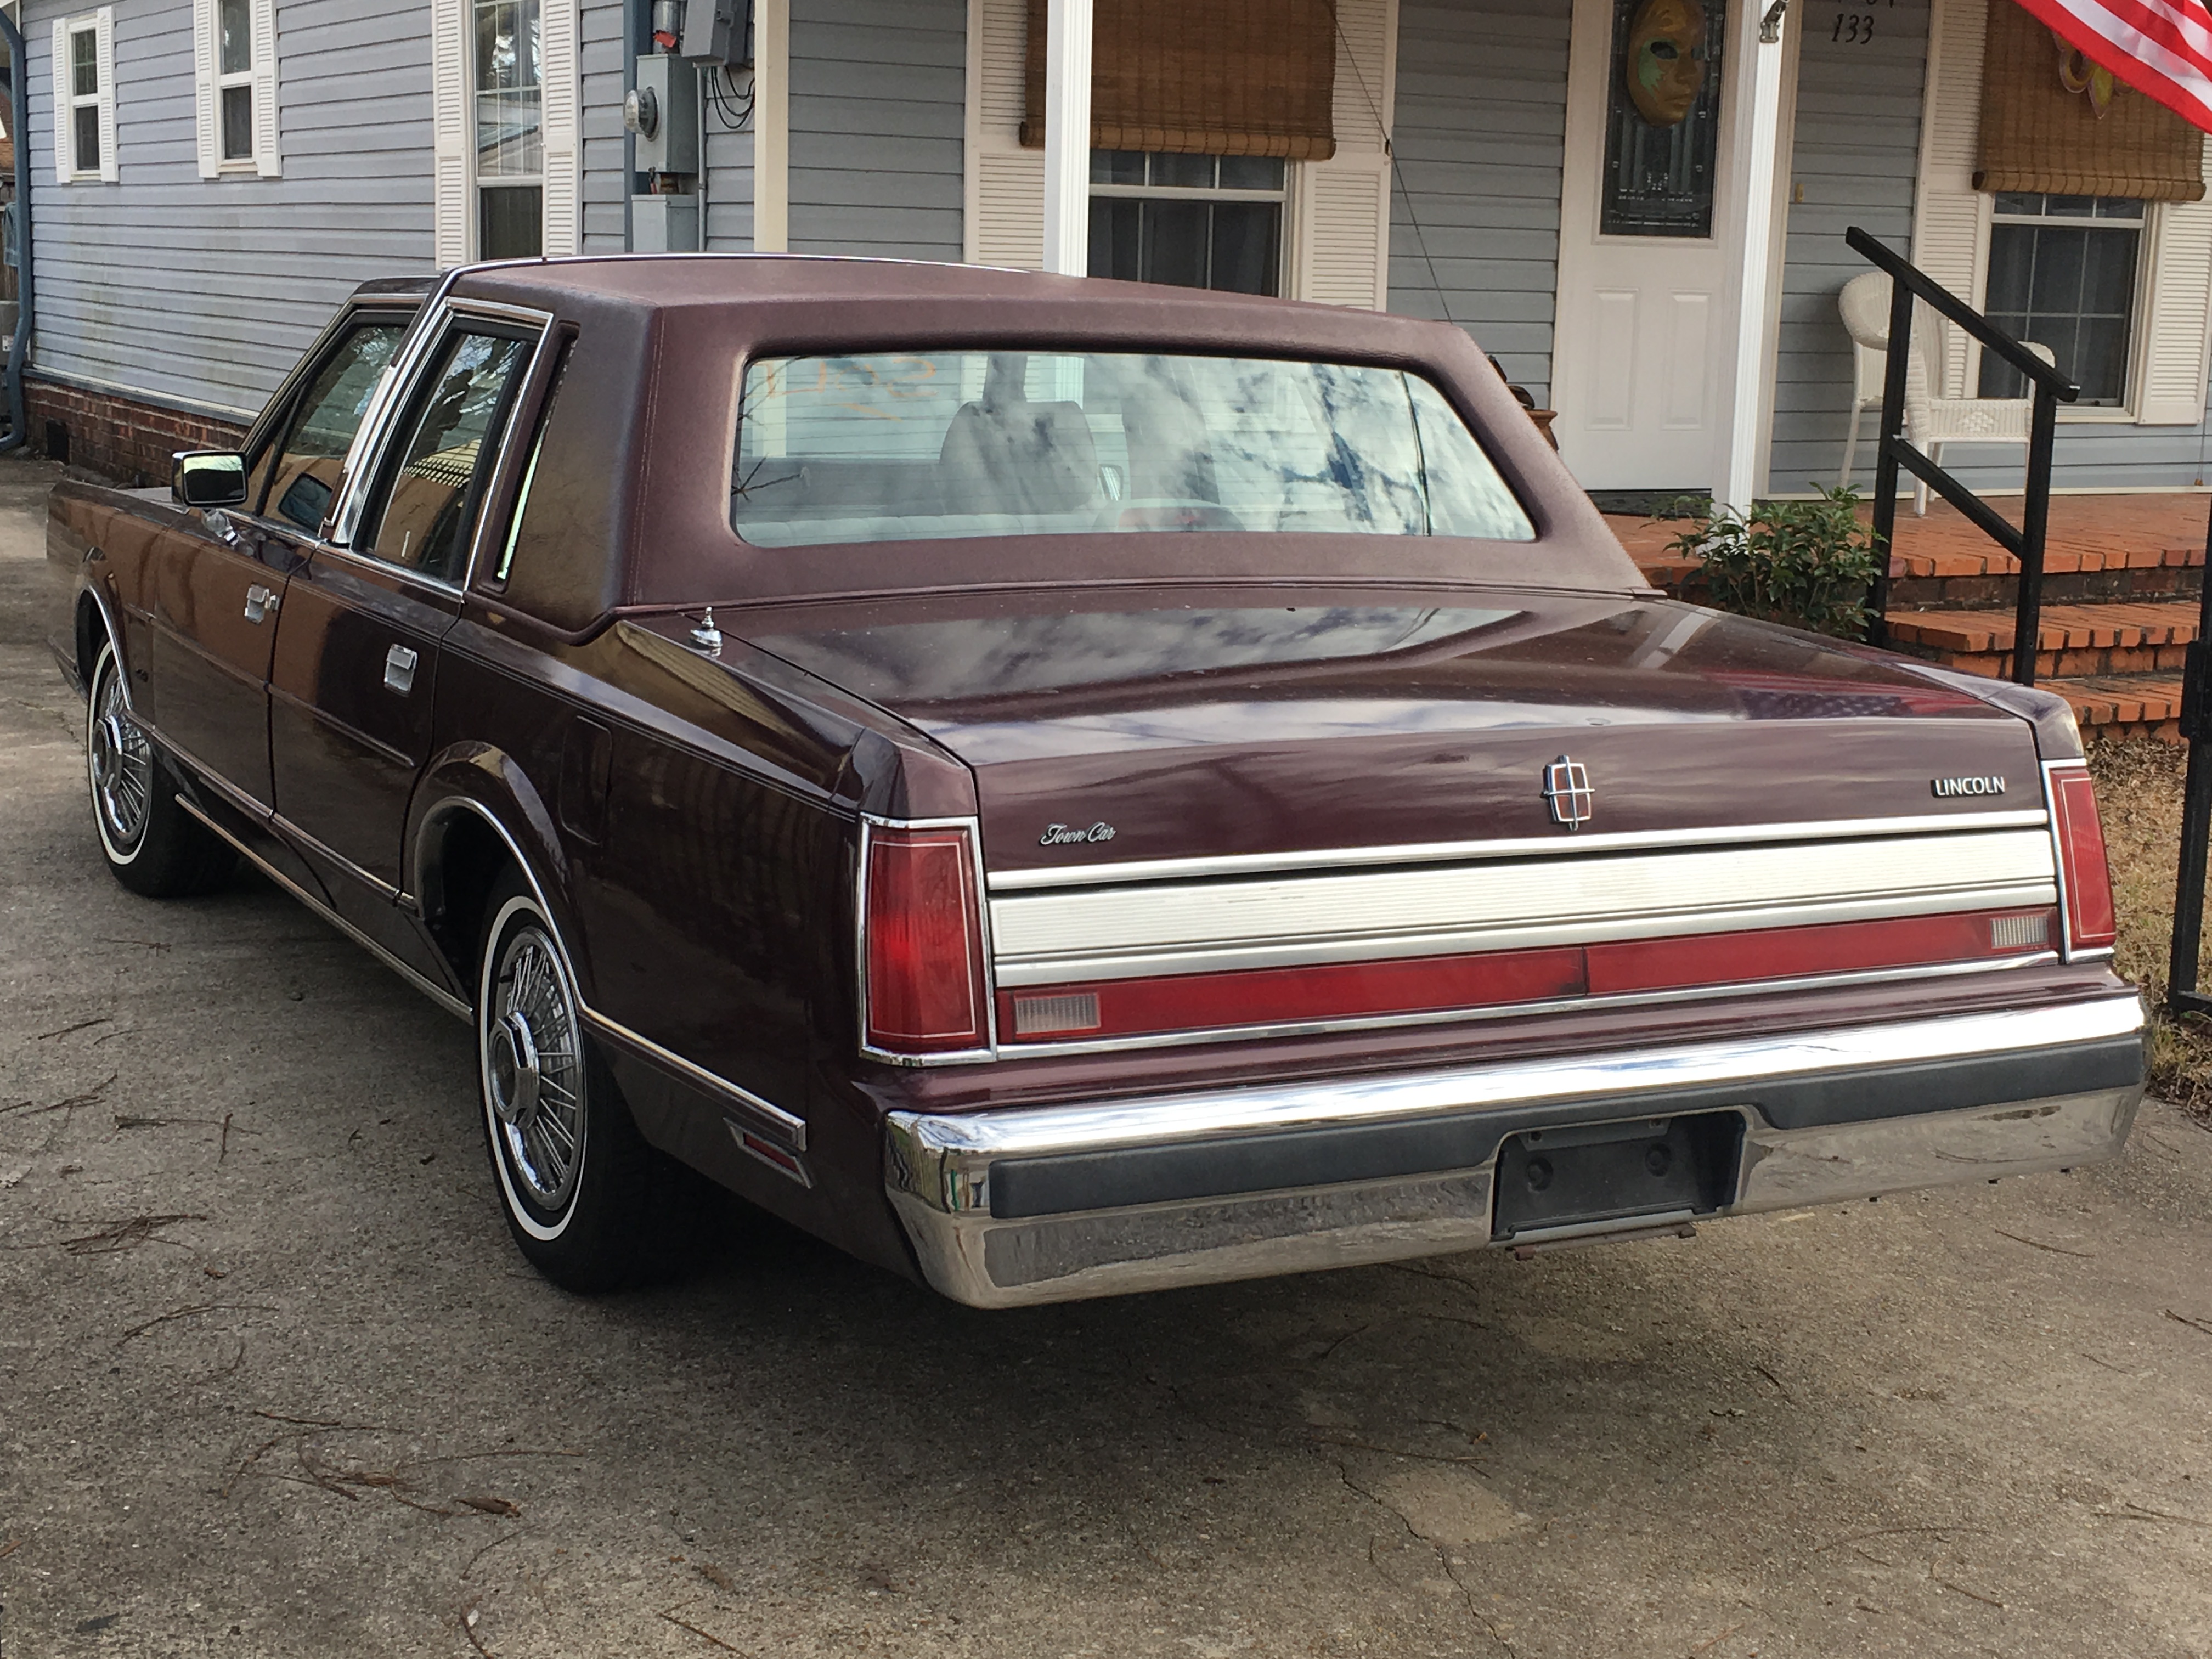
1289;0;1395;308
539;0;579;256
430;0;470;266
1911;0;1989;398
191;0;217;177
93;8;118;184
51;19;71;184
251;0;280;177
964;0;1043;267
2136;142;2212;425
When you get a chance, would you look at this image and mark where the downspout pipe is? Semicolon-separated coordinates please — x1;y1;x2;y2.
0;9;31;453
623;0;646;249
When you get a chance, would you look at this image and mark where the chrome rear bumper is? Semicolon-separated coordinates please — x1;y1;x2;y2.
885;996;2146;1308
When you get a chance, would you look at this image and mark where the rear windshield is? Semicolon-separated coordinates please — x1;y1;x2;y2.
730;351;1534;547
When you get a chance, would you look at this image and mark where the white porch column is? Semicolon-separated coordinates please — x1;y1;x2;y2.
1719;2;1791;511
1041;0;1093;276
752;0;790;252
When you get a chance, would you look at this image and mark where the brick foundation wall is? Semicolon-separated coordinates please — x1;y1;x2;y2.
26;377;250;488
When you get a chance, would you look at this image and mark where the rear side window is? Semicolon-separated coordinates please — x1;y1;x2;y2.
730;351;1534;548
357;325;535;584
252;320;408;532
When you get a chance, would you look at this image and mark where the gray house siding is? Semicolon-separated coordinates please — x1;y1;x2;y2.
580;0;627;252
1775;3;2212;495
1386;0;1571;408
24;0;433;421
786;0;962;259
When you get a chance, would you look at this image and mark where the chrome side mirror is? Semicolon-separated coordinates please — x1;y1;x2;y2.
172;450;247;510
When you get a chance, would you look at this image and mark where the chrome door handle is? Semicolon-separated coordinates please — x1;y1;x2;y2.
243;583;277;623
383;644;419;696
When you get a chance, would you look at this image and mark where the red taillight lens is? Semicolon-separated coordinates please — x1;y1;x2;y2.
2050;766;2117;952
864;827;988;1053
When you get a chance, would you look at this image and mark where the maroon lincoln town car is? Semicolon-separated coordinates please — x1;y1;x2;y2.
46;256;2143;1306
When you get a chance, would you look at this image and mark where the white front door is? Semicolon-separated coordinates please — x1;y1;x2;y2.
1553;0;1751;495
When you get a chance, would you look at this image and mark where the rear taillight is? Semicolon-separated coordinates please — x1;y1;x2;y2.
862;825;988;1055
2049;765;2117;953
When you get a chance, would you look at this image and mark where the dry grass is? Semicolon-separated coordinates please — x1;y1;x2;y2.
2088;737;2212;1115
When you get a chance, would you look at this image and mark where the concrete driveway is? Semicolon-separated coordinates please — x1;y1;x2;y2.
5;451;2212;1658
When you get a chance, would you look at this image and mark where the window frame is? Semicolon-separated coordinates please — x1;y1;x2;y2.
470;0;545;260
347;309;550;592
52;9;116;187
1979;191;2150;415
1087;150;1294;297
193;0;279;178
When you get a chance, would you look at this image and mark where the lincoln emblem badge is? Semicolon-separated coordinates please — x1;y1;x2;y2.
1542;755;1595;830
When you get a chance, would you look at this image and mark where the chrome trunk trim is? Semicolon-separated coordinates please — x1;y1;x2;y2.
986;809;2053;891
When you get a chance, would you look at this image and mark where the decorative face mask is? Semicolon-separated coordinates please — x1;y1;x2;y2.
1627;0;1707;128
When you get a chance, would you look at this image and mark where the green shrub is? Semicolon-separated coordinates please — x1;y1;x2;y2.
1658;487;1883;640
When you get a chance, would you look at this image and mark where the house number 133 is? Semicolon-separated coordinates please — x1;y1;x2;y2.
1833;12;1877;42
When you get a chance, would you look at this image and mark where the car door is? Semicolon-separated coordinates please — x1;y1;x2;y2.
146;315;407;807
268;313;542;907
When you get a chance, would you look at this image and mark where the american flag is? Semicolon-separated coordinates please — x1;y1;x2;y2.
2009;0;2212;131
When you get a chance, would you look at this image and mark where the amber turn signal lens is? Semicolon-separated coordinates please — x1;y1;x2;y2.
864;826;988;1053
2047;766;2116;952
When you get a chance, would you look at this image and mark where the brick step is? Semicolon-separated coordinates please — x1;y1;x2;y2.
1882;600;2199;680
2047;675;2185;741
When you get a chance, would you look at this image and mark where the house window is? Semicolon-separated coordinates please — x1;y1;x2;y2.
1088;151;1285;296
474;0;543;258
217;0;252;160
1980;193;2145;407
53;9;115;184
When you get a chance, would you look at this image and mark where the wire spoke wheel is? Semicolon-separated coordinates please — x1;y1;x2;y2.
88;653;154;856
486;921;588;1214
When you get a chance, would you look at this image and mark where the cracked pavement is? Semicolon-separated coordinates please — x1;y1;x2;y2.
5;451;2212;1655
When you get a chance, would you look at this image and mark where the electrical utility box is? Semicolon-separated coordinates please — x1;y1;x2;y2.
629;53;699;175
631;193;700;253
680;0;749;65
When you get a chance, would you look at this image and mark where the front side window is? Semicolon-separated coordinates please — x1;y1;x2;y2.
731;351;1533;547
475;0;543;258
360;326;535;583
252;320;410;533
1088;151;1285;294
1980;193;2144;407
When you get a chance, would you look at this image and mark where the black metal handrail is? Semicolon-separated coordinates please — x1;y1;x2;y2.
1846;226;2079;684
2170;504;2212;1016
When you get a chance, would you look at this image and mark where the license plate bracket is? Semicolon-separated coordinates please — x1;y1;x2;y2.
1491;1111;1743;1243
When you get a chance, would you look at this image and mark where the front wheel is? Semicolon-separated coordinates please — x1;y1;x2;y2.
86;640;234;898
476;874;664;1293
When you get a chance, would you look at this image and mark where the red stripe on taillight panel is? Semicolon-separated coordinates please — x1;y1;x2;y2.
864;827;988;1053
998;907;2056;1043
1001;947;1587;1041
1585;909;2053;996
2049;766;2117;951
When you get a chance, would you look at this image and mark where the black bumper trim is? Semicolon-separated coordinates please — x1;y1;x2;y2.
984;1034;2146;1220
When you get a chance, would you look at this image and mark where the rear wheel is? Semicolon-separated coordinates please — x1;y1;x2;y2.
476;872;664;1293
86;640;234;898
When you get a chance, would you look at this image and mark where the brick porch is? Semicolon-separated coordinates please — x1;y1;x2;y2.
1610;493;2211;741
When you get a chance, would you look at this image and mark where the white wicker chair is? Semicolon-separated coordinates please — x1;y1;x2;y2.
1837;270;2056;514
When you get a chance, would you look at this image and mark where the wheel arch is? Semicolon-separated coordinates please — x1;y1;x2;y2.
409;744;586;1003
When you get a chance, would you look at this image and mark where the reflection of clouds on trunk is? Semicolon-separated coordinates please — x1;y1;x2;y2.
753;606;1518;703
919;697;1736;763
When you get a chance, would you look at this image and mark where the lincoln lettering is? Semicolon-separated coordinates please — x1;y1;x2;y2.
1932;776;2006;797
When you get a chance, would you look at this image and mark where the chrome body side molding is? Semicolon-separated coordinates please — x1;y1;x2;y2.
884;995;2145;1308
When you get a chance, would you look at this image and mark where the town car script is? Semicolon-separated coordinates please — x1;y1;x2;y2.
47;255;2143;1305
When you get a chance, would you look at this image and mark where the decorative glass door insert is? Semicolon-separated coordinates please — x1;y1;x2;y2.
1599;0;1725;238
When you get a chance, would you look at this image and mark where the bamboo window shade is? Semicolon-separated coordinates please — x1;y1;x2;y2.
1974;0;2204;201
1019;0;1338;160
